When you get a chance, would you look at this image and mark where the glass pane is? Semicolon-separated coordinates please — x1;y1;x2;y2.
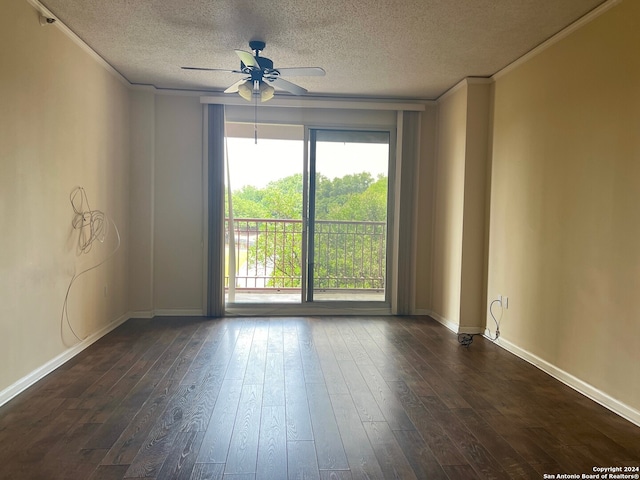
225;123;304;303
311;130;390;302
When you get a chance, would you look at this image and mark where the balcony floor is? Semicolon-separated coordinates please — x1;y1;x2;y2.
226;289;385;304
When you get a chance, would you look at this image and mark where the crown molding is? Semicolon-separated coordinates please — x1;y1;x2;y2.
26;0;130;87
436;77;493;103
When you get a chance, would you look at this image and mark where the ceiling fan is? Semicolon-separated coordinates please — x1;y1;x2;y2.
182;40;325;102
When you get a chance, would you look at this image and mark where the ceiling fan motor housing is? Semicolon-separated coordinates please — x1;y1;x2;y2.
243;55;274;83
249;40;266;52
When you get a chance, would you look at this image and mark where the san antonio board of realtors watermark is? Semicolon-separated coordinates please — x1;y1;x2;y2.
543;466;640;479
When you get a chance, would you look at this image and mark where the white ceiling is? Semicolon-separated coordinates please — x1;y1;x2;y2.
39;0;606;100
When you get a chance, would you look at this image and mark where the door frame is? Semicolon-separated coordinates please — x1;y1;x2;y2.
303;126;395;306
221;123;396;316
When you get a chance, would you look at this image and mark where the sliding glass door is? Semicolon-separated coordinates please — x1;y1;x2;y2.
307;129;391;303
224;123;392;307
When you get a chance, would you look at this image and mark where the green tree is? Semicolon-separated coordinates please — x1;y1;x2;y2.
330;175;387;221
315;172;375;219
229;172;387;289
228;185;270;218
230;174;303;219
261;174;303;219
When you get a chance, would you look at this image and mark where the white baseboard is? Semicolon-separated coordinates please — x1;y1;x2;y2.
458;326;485;335
129;309;205;318
0;312;130;408
129;310;154;319
419;310;484;335
497;337;640;427
423;310;459;333
153;309;205;316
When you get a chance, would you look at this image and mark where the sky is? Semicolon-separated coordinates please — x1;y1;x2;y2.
226;137;389;190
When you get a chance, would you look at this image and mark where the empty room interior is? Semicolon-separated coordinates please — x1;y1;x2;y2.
1;0;639;478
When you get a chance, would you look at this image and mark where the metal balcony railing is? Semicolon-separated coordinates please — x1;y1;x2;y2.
225;218;386;292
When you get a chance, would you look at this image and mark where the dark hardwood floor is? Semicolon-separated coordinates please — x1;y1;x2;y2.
0;316;638;479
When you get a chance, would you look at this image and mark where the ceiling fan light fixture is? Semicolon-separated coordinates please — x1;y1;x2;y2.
237;80;253;101
259;82;275;102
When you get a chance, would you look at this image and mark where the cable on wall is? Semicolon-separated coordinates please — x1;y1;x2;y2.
61;187;120;344
457;299;502;347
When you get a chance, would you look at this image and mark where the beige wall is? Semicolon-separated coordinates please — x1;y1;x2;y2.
488;0;640;413
0;1;130;392
153;95;204;312
431;85;467;326
128;92;205;315
429;81;491;332
128;92;206;315
129;91;155;313
459;81;491;330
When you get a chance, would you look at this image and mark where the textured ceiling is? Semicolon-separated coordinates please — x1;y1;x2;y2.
39;0;606;99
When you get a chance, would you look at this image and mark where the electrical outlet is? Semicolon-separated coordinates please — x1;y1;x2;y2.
497;295;509;309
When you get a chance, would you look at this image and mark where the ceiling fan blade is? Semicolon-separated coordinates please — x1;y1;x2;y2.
275;67;326;77
270;77;308;95
181;66;243;74
235;49;259;68
224;78;250;93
